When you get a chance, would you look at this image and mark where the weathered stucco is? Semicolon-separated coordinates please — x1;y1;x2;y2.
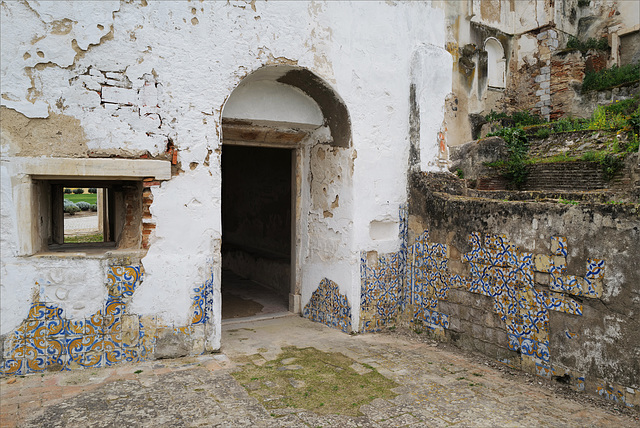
1;0;452;374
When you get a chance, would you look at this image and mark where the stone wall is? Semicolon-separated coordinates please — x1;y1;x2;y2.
550;49;638;120
405;172;640;408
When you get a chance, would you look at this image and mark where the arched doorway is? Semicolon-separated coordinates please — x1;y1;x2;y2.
220;65;351;321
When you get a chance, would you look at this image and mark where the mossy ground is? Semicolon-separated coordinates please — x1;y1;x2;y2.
232;346;398;417
64;233;103;243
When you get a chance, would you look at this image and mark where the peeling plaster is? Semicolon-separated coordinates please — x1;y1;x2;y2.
2;0;451;363
1;0;120;117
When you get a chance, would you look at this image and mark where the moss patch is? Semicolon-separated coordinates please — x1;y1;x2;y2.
64;233;103;243
232;346;398;416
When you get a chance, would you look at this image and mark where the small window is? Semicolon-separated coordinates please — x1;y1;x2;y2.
35;180;143;252
485;37;506;89
62;186;105;244
17;157;170;256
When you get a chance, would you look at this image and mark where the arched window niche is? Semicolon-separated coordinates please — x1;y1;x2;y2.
484;37;506;90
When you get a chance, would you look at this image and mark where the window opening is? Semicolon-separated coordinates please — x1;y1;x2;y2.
63;186;105;244
485;37;506;89
38;179;140;251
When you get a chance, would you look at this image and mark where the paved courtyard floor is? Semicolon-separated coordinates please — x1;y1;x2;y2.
1;315;638;427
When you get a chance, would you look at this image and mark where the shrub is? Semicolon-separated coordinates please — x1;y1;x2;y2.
566;36;609;53
76;201;91;211
489;127;529;189
63;199;80;215
582;63;640;92
512;111;544;127
550;117;586;133
581;151;598;162
73;188;84;194
588;105;629;130
64;188;72;194
600;154;624;181
90;204;98;212
485;110;543;127
88;188;97;194
534;128;551;139
485;110;508;123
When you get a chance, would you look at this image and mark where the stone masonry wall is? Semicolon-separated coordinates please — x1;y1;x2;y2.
404;172;640;408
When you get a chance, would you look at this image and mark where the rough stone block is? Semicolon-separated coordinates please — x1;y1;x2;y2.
469;307;487;323
483;312;498;328
459;305;470;321
154;328;190;359
449;316;461;331
459;319;473;334
534;271;550;285
472;323;484;339
494;328;508;346
483;327;495;342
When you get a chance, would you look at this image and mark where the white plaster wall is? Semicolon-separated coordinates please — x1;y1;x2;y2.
130;170;221;326
517;34;540;69
411;44;453;172
1;1;451;339
222;80;323;125
470;0;552;34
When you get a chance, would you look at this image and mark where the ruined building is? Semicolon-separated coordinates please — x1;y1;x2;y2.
1;0;639;408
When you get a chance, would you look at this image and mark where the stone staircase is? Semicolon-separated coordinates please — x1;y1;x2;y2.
521;161;607;191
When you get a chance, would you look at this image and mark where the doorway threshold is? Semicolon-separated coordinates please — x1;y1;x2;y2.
221;311;297;326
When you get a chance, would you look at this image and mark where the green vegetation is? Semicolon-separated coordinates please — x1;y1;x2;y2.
485;110;543;127
63;199;80;215
534;127;550;139
485;96;639;185
582;63;640;92
232;346;397;416
566;36;609;53
559;199;579;205
76;201;91;211
64;194;97;204
487;127;529;189
64;233;104;244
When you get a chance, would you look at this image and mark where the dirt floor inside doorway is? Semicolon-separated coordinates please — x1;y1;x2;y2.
221;270;289;320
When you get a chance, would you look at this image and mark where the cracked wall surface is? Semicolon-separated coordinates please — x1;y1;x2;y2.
356;181;639;407
403;172;640;407
1;0;451;370
440;0;639;146
1;263;215;375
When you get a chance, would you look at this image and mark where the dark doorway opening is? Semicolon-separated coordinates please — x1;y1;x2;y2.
221;145;292;320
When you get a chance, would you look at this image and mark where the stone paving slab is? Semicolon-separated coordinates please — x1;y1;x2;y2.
1;315;638;427
64;214;98;233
